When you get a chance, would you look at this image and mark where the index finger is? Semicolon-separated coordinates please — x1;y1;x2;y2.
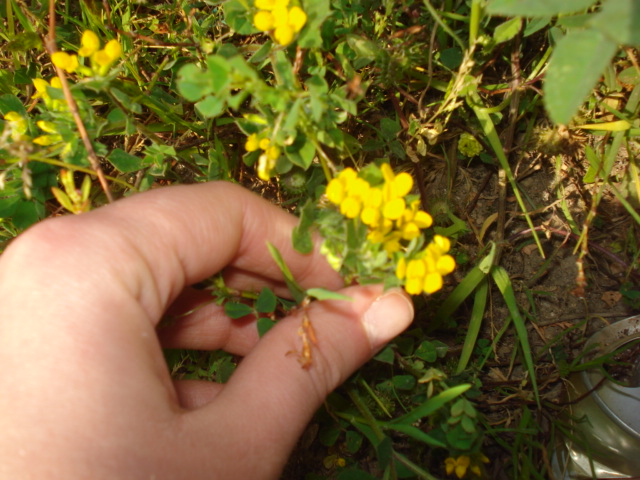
8;181;342;324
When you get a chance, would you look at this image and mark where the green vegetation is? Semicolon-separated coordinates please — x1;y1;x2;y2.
1;0;639;478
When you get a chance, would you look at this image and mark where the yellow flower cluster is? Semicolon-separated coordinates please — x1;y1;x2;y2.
326;164;433;254
245;132;281;181
3;112;29;142
52;30;122;76
395;235;455;295
252;0;307;46
444;454;489;479
326;164;455;295
32;77;66;111
32;120;71;155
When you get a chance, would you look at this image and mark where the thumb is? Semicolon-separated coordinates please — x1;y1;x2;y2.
184;284;414;479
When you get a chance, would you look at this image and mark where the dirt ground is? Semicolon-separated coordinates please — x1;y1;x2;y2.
282;136;639;478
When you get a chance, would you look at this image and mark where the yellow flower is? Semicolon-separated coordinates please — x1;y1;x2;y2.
257;152;275;181
105;40;122;60
3;111;29;142
33;120;63;147
397;200;433;240
259;138;271;150
32;78;66;111
444;454;489;478
256;144;280;181
253;10;275;31
445;455;470;479
78;30;100;57
288;6;307;32
395;235;455;295
274;24;295;46
245;133;260;152
51;51;79;73
328;171;371;219
326;167;357;205
252;1;307;46
92;39;122;73
255;0;288;9
381;163;413;199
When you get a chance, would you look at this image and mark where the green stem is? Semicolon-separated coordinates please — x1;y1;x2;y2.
346;385;385;442
310;137;333;182
469;0;482;46
468;91;545;259
29;155;136;190
423;0;466;50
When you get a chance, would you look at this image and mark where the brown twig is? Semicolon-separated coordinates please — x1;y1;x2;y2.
493;34;523;263
44;0;113;203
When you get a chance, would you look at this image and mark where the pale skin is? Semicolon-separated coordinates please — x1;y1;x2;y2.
0;182;414;480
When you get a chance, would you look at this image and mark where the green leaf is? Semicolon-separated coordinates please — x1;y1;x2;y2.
486;0;598;17
391;384;471;425
543;28;617;125
306;288;352;302
392;375;416;390
108;148;150;173
450;398;465;417
415;340;448;363
345;430;363;454
461;416;477;434
456;278;489;374
206;55;232;92
266;242;307;304
223;0;257;35
384;424;446;448
433;244;495;327
256;287;277;313
292;199;316;254
493;17;522;44
195;95;226;118
591;0;640;47
12;200;41;229
583;144;601;183
297;0;331;49
256;317;275;337
491;266;539;407
286;137;316;170
0;195;21;217
5;31;41;51
380;117;401;141
224;301;254;319
176;63;211;102
0;94;27;116
445;424;475;450
374;435;393;470
524;17;551;37
374;346;395;364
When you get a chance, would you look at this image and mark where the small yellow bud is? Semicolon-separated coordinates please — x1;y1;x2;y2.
253;10;275;32
51;52;79;73
103;39;123;62
258;137;271;150
289;6;307;32
79;30;100;57
274;24;294;45
245;133;260;152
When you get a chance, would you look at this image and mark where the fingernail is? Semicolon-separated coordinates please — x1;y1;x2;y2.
362;288;414;351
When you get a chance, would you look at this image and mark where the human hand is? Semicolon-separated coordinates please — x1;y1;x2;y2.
0;182;414;479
